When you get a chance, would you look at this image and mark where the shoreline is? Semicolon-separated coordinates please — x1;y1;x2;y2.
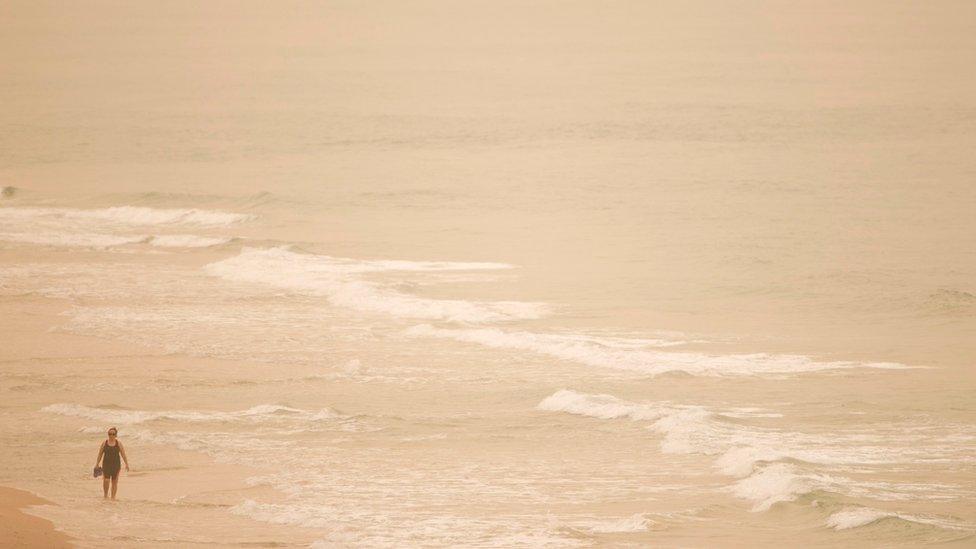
0;486;73;548
0;296;322;547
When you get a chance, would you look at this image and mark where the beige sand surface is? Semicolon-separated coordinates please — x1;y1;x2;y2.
1;295;320;547
0;486;73;548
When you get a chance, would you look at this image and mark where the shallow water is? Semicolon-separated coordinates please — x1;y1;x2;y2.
2;1;975;547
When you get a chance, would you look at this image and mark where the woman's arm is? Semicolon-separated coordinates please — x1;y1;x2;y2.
118;440;130;471
95;441;105;467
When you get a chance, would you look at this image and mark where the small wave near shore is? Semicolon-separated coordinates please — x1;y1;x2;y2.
0;206;252;226
43;403;343;425
408;325;911;377
204;247;549;323
537;389;975;530
0;204;248;250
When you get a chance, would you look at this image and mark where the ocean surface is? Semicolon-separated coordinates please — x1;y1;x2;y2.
1;1;975;547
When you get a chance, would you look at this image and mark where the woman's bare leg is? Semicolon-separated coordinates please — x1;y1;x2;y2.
110;475;119;499
102;476;109;498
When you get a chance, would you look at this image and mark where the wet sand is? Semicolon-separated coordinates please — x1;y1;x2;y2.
0;296;321;547
0;487;73;548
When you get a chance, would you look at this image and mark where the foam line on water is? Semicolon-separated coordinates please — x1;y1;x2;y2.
407;325;910;376
826;507;971;531
730;463;828;511
538;389;695;421
0;231;149;248
0;206;252;226
582;514;651;533
42;403;342;425
0;231;233;249
310;256;515;273
538;390;973;513
149;235;234;248
205;247;548;323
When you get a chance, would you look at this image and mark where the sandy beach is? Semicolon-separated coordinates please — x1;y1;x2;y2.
1;294;322;546
0;487;73;548
2;0;975;547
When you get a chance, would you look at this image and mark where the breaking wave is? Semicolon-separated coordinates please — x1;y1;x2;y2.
0;231;148;248
826;506;969;531
538;390;971;513
0;231;233;249
205;247;548;323
731;463;826;511
0;205;248;250
582;514;651;533
537;389;694;421
148;234;234;248
0;206;252;226
408;325;910;377
42;403;341;425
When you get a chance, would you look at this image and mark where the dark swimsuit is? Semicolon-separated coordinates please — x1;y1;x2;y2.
102;440;121;479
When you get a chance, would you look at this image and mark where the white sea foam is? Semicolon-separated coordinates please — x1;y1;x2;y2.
407;325;909;376
0;231;148;248
307;256;514;274
205;247;548;322
0;206;252;226
0;206;247;250
714;446;788;477
705;445;964;512
0;231;229;249
538;390;741;458
731;463;818;511
827;507;906;530
537;389;685;421
541;390;846;474
42;403;341;425
584;514;651;533
241;500;583;548
231;499;334;528
537;390;774;460
148;234;233;248
537;390;969;511
825;507;969;531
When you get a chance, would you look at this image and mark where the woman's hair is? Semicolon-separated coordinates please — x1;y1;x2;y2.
107;427;118;435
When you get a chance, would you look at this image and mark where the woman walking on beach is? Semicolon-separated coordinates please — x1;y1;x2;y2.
94;427;129;499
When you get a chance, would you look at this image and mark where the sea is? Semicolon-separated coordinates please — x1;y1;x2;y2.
1;1;974;547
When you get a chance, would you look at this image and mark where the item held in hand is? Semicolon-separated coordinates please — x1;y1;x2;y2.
93;466;103;478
